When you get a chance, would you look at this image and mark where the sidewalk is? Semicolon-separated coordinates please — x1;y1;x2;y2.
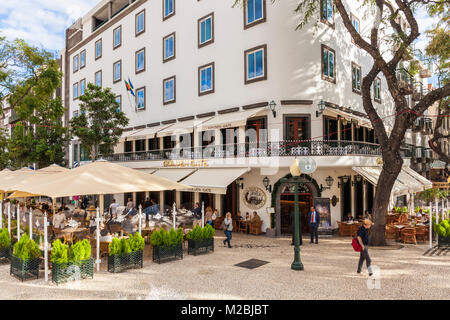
0;233;448;300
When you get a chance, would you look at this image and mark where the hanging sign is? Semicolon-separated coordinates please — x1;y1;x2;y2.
163;160;209;168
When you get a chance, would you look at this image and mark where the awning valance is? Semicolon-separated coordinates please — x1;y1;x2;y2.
120;129;144;141
157;117;214;138
402;167;433;191
197;107;267;131
126;123;175;141
325;108;373;129
179;168;249;194
152;169;196;182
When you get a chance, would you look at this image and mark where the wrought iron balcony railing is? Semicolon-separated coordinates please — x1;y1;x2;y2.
104;140;414;162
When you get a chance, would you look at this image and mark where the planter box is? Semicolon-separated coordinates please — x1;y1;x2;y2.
52;258;94;285
0;246;11;261
152;243;183;264
187;238;214;256
438;235;450;248
10;255;40;282
108;250;143;273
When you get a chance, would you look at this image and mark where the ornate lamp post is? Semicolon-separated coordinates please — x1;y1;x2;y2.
284;159;304;271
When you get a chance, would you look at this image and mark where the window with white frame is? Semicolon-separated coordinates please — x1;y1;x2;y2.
136;87;146;110
136;48;145;73
352;62;361;93
115;95;122;112
73;55;79;73
95;39;102;59
245;0;265;28
113;60;121;83
113;26;121;49
136;10;145;35
163;0;175;20
374;77;381;102
199;62;214;95
163;33;175;62
198;13;214;47
95;70;102;87
321;0;334;26
80;79;86;96
321;44;335;83
73;83;79;100
80;50;86;68
245;44;267;84
163;76;176;104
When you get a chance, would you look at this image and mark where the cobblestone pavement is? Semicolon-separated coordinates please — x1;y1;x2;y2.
0;233;448;300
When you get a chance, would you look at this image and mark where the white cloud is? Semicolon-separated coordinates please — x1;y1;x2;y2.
0;0;98;53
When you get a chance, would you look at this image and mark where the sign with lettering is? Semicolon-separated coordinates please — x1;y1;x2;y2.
163;160;209;168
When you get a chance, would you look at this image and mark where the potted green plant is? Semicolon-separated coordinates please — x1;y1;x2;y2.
108;233;145;273
186;225;215;256
0;228;11;261
434;219;450;248
51;239;94;285
10;234;41;281
151;227;184;264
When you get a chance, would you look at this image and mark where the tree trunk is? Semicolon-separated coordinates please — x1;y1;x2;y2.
91;145;97;162
370;151;403;246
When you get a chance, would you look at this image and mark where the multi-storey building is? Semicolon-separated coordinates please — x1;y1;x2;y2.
62;0;432;236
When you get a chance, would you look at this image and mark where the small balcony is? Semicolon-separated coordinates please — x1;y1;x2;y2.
104;140;414;162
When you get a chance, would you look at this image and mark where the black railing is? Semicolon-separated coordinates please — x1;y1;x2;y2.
103;140;413;162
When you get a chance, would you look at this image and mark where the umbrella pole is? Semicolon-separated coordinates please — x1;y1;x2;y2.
201;202;205;227
173;203;176;229
17;204;20;241
0;197;2;229
7;202;11;236
96;207;100;272
435;198;439;247
139;205;142;235
29;205;33;240
44;212;48;282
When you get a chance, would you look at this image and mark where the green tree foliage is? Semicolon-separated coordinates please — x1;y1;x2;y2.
0;128;10;169
150;228;184;247
51;239;69;264
109;234;145;256
70;83;129;161
186;225;215;240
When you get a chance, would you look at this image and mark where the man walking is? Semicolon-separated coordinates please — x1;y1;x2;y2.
307;206;320;244
192;202;202;227
357;219;373;276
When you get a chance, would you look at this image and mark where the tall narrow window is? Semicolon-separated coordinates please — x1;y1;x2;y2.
73;83;79;100
163;76;176;105
351;13;360;44
163;0;175;20
245;0;266;29
198;13;214;48
374;77;381;102
352;62;361;94
113;60;121;83
113;26;122;49
245;44;267;84
320;0;334;26
163;33;175;62
115;95;122;112
321;44;336;83
198;62;214;96
95;39;102;60
73;55;79;73
80;50;86;69
95;70;102;87
136;87;146;110
80;79;86;96
136;48;145;74
136;10;145;36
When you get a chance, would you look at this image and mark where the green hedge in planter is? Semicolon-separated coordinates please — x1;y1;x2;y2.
10;235;41;281
151;228;183;263
0;228;11;261
108;233;145;273
50;239;94;285
186;225;214;255
434;219;450;248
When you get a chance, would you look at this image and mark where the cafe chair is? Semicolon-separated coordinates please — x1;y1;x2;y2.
337;221;352;237
398;214;409;224
237;220;248;233
52;227;63;241
109;224;122;235
415;226;428;243
385;225;399;240
213;217;224;230
401;228;417;245
249;221;262;235
100;242;111;258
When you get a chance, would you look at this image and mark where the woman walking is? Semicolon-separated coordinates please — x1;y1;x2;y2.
223;212;233;248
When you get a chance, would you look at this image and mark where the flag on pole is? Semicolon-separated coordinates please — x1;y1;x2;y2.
124;80;135;96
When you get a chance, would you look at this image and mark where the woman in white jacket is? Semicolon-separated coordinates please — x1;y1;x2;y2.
222;212;233;248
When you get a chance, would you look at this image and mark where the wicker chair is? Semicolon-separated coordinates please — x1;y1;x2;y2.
249;221;262;235
213;217;224;230
237;220;249;233
401;228;417;244
337;222;352;236
109;224;122;235
100;241;111;257
415;226;428;243
398;214;409;224
385;225;399;240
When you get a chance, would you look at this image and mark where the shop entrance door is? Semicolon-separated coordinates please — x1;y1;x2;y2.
280;193;313;235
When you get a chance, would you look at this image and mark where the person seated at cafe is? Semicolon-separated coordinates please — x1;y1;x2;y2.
121;214;135;235
125;198;135;216
236;211;243;221
41;202;50;213
212;209;218;221
251;211;261;224
363;210;372;220
109;199;119;217
52;208;66;229
416;209;423;218
144;199;159;221
143;197;152;211
245;212;250;221
344;213;354;222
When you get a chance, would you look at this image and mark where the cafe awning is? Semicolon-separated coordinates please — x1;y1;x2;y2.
197;107;267;131
402;166;433;191
352;166;409;195
152;168;196;182
325;108;373;129
126;123;175;141
157;117;214;138
179;168;249;194
120;128;144;141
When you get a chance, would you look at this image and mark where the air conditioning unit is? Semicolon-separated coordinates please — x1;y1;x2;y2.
420;69;432;78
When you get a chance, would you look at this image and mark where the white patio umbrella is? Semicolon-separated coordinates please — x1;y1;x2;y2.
14;160;189;273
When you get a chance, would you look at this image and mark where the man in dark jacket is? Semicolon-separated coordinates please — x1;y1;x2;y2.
307;206;320;244
192;202;202;227
357;219;373;276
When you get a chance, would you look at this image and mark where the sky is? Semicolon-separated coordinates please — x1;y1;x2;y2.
0;0;440;83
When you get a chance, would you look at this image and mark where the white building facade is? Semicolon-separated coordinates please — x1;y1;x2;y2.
62;0;432;235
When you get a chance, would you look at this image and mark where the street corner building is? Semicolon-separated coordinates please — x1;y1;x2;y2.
60;0;437;237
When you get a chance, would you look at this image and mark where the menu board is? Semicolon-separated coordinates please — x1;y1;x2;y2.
314;198;332;235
